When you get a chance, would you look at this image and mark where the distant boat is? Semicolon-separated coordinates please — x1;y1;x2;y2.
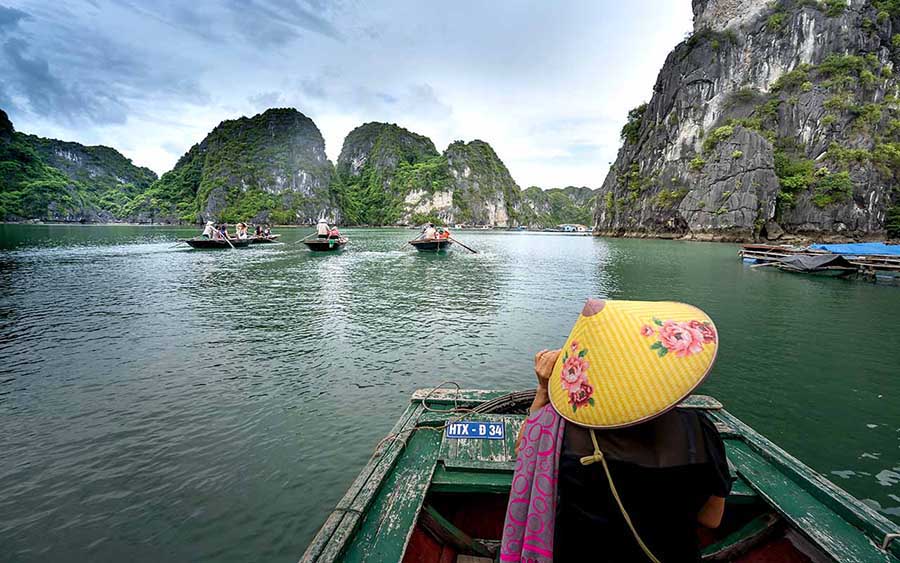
249;234;281;244
182;237;251;249
409;238;453;252
302;237;348;252
301;389;900;563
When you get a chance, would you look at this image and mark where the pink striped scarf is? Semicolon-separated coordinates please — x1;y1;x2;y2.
500;404;565;563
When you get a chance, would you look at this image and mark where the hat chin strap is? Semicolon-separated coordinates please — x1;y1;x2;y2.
580;429;662;563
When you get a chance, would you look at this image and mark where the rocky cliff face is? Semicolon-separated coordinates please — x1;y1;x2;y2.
0;110;158;222
332;122;441;225
130;108;336;224
595;0;900;241
443;140;521;227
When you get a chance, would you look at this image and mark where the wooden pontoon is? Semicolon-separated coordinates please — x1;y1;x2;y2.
303;237;348;252
410;238;453;252
182;237;251;249
302;389;900;563
740;244;900;281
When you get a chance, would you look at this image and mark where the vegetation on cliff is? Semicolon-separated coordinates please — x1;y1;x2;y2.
0;109;157;221
332;122;440;225
518;186;598;227
129;108;335;224
2;109;596;227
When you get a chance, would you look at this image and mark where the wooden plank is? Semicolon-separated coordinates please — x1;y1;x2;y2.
437;414;521;472
340;429;440;562
701;512;781;561
430;466;513;494
711;409;900;560
419;504;493;558
411;388;510;406
301;402;424;562
726;440;896;562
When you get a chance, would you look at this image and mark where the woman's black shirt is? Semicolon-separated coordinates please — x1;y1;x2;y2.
554;408;732;563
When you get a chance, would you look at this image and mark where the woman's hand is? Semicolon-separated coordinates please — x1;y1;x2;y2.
517;348;563;453
530;349;560;413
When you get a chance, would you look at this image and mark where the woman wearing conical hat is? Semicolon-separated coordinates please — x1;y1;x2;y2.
502;299;732;563
317;218;330;239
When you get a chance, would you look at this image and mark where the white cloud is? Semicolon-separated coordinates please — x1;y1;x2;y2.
3;0;694;187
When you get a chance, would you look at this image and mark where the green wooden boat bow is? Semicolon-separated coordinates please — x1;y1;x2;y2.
302;389;900;563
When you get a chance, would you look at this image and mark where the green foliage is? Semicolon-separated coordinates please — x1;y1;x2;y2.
801;81;813;92
772;66;810;92
0;130;158;220
732;150;744;159
690;155;706;171
767;11;787;31
878;10;891;24
702;125;735;153
818;54;866;77
887;203;900;237
774;149;815;208
824;0;847;16
620;103;648;144
655;188;689;209
875;0;900;17
812;171;853;206
860;69;877;89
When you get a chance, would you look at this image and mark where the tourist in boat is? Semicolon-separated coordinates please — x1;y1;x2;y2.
217;224;230;240
439;227;451;240
236;223;249;239
263;225;271;237
328;225;342;239
201;221;215;239
255;225;262;237
422;223;437;240
317;218;330;239
503;299;730;563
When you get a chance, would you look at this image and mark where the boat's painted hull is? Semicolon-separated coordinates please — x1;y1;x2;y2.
303;238;347;252
184;238;251;249
410;239;453;252
248;235;281;244
302;389;900;563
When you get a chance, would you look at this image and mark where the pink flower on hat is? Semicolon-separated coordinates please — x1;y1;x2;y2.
569;340;579;353
640;324;655;337
658;320;705;357
689;320;717;344
569;383;594;410
559;354;589;393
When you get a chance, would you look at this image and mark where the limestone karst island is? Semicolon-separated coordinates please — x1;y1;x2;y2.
1;1;899;563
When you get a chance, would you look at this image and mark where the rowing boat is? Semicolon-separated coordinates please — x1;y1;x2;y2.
302;389;900;563
182;237;251;249
410;238;453;252
249;235;281;244
303;237;348;252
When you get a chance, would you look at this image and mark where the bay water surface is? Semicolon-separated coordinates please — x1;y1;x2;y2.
0;224;898;562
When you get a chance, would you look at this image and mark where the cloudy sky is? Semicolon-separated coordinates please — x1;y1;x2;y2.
0;1;693;188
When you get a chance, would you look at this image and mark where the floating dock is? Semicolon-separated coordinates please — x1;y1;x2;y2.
739;243;900;282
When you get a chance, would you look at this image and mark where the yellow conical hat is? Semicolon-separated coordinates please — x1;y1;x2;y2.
549;299;719;429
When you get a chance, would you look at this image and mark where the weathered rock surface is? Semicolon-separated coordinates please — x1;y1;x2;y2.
595;0;900;241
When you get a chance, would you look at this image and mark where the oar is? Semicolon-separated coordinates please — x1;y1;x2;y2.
296;231;318;244
223;235;235;249
449;236;477;254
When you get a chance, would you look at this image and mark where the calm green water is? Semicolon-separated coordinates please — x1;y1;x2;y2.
0;224;898;561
